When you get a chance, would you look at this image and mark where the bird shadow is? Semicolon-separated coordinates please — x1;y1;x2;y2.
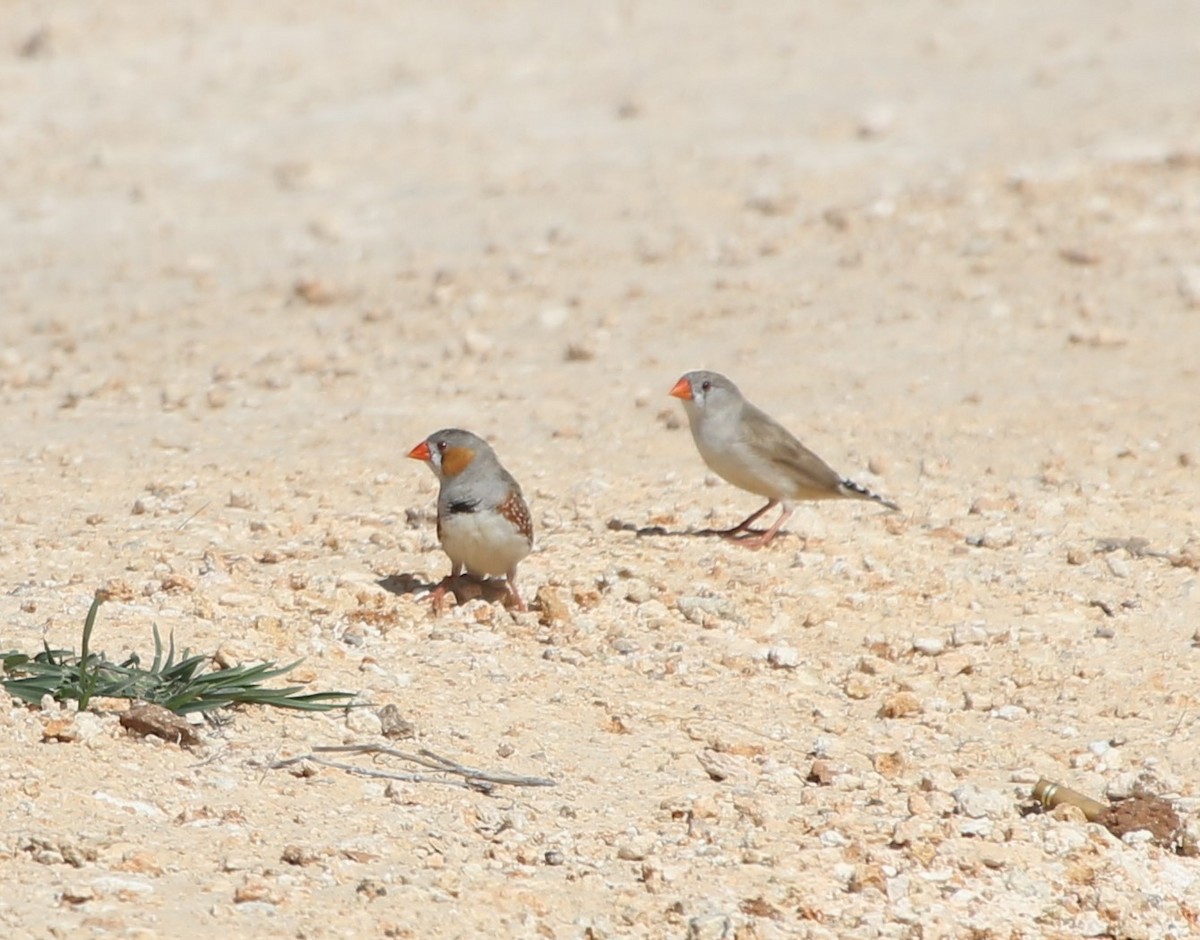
377;572;436;596
605;518;776;541
376;572;515;608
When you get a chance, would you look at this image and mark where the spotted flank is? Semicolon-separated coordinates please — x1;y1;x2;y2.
838;478;900;512
498;488;534;542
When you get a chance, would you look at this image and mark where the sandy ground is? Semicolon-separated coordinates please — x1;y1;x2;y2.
3;2;1200;937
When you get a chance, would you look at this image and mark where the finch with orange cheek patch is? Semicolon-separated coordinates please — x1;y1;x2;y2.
407;428;533;611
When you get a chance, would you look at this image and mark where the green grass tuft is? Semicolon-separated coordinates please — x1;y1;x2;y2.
2;594;355;715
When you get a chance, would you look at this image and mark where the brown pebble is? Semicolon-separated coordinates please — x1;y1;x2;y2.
872;751;907;778
356;879;387;899
1059;245;1101;266
281;844;321;866
42;717;78;743
233;878;278;905
878;692;922;719
1066;547;1088;565
378;704;416;739
1100;796;1182;847
293;277;337;305
120;703;202;747
807;760;839;786
534;585;571;625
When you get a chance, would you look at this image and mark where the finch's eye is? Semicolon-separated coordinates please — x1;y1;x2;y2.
437;440;448;452
700;380;711;391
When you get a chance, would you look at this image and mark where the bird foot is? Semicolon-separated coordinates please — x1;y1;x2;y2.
430;575;523;614
723;530;783;550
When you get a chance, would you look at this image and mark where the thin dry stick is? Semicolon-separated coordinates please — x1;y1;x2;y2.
176;501;212;532
268;744;557;791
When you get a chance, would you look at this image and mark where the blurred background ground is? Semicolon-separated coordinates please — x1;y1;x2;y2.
2;2;1199;937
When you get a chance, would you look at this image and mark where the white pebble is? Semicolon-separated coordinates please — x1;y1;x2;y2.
766;646;801;669
953;785;1011;820
951;623;988;646
912;637;945;656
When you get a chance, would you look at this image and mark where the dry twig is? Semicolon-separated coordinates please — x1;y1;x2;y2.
267;744;557;794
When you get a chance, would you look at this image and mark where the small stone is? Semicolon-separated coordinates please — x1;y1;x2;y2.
964;690;996;711
120;703;202;747
959;817;994;837
233;878;278;905
766;646;801;669
1067;547;1089;565
1105;555;1131;579
857;103;895;139
677;595;739;626
281;844;321;866
616;835;655;861
544;850;565;866
538;307;569;329
227;489;255;510
697;749;750;782
1059;245;1101;266
345;708;383;737
114;850;165;875
878;692;922;719
891;818;923;847
872;751;906;778
457;330;491;358
534;585;571;625
951;623;988;646
41;717;78;743
688;914;738;940
377;704;415;739
969;496;1011;515
953;785;1010;820
912;637;945;656
991;704;1028;721
819;829;849;848
1075;911;1112;938
807;760;840;786
60;885;96;905
72;712;107;745
980;526;1015;549
293;277;336;306
356;879;387;900
623;579;652;604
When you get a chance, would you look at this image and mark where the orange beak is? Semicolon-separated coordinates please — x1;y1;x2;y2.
669;376;693;400
407;441;431;461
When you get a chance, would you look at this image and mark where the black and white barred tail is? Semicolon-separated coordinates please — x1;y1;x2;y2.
837;478;901;512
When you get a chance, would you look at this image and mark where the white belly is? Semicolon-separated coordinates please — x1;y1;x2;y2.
439;510;531;578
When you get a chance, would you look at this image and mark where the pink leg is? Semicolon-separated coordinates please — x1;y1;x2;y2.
733;504;794;549
504;567;526;612
430;564;463;614
720;500;776;538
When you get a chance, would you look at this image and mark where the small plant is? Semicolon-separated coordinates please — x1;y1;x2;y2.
1;594;355;715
